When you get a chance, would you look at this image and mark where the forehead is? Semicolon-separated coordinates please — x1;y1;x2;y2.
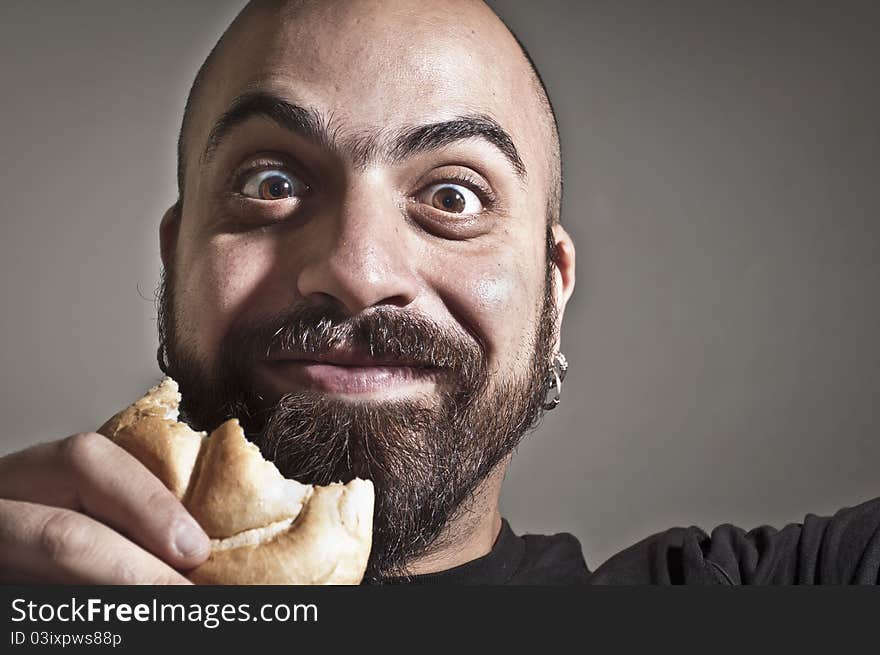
189;0;548;186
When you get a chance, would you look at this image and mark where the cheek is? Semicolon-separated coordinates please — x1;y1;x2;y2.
434;253;542;372
471;275;520;321
175;236;276;361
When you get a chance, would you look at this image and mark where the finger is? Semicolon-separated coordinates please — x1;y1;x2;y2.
0;433;210;568
0;440;79;506
0;499;193;585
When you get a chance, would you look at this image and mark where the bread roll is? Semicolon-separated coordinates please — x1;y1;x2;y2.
98;377;374;585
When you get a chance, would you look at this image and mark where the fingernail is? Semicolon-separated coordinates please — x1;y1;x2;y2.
174;520;208;559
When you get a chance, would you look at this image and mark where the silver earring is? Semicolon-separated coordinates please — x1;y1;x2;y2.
542;352;568;411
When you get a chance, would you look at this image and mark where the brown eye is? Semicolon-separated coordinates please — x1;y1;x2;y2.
433;187;465;212
422;183;483;215
240;170;307;200
258;177;292;200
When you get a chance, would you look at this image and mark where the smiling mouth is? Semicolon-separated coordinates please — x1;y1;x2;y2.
261;350;443;395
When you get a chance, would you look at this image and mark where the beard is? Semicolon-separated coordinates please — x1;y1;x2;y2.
156;239;558;581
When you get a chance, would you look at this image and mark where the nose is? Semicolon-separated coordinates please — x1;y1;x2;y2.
296;180;420;315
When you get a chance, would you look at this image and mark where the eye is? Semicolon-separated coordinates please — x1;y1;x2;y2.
419;183;483;215
239;169;308;201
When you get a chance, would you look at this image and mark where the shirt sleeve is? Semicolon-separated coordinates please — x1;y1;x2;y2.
588;495;880;584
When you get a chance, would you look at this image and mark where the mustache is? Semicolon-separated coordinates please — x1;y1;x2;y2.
225;302;485;379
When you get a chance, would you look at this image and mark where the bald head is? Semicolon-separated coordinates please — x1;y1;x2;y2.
175;0;562;224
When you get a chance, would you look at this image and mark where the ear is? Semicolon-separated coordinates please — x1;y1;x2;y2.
550;222;576;348
159;202;182;269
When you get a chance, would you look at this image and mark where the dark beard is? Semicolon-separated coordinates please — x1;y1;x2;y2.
156;243;557;581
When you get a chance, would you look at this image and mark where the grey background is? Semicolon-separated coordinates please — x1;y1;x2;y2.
1;1;878;569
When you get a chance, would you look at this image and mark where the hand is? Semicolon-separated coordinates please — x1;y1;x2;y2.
0;432;210;584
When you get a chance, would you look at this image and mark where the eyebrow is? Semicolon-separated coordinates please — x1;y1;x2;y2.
200;91;527;181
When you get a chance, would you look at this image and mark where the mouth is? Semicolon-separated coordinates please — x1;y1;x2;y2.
261;349;442;397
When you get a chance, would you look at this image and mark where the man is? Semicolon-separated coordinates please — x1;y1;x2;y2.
0;0;877;585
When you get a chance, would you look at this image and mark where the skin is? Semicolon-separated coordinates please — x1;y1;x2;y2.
0;0;575;582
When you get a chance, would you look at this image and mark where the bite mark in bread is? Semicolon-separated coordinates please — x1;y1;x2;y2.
98;378;374;585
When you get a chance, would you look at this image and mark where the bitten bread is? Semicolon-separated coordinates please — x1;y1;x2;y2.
98;378;374;585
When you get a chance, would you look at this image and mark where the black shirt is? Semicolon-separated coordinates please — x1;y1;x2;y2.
377;519;591;585
378;495;880;584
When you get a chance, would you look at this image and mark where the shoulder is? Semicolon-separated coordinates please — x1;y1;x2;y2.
588;525;729;584
589;495;880;585
508;527;592;585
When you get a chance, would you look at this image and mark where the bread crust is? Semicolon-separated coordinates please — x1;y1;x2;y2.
98;378;374;585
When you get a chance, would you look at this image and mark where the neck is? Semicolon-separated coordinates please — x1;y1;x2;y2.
401;463;508;576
